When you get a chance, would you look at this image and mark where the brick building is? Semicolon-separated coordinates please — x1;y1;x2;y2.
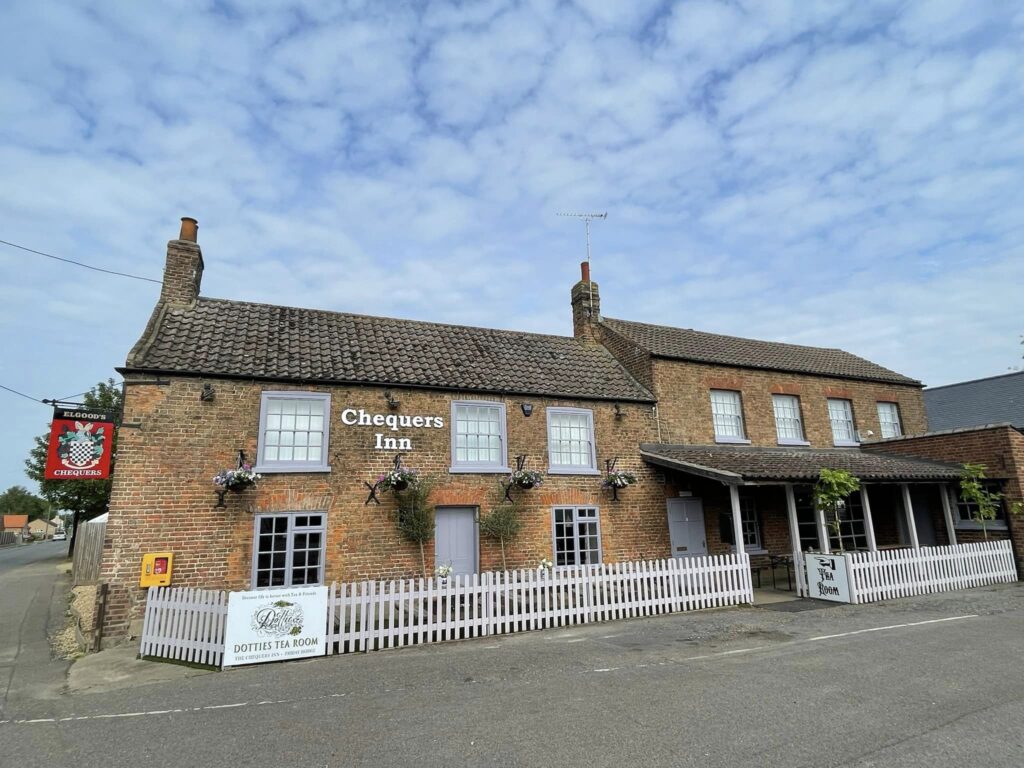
100;218;1005;639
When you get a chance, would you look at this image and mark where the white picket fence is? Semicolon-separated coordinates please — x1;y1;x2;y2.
327;555;752;653
139;555;751;665
140;586;229;666
847;540;1018;604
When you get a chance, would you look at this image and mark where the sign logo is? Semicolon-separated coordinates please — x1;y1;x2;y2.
44;408;115;480
251;599;305;637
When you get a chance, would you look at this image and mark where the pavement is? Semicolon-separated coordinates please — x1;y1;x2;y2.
1;545;1022;767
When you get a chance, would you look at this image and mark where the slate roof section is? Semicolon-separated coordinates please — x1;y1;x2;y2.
601;317;920;386
639;443;961;483
924;371;1024;430
124;298;655;402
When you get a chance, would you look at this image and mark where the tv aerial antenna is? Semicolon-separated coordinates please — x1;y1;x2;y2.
557;212;607;313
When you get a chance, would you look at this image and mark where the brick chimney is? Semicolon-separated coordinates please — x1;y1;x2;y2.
571;261;600;343
159;217;204;306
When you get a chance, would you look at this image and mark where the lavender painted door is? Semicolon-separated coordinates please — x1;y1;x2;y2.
435;507;478;576
667;498;707;557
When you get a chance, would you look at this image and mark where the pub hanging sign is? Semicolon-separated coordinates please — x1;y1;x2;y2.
44;407;115;480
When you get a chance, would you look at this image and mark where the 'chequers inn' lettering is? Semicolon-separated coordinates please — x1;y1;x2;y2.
340;407;445;451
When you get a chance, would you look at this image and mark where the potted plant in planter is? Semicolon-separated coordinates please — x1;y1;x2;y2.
379;466;419;493
509;468;544;490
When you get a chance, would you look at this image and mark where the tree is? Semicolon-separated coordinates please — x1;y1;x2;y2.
479;500;523;571
814;469;861;552
394;482;435;577
25;378;122;556
959;463;1003;540
0;485;51;519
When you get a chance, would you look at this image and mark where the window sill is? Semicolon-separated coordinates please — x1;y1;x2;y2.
253;465;333;474
547;467;602;476
777;439;810;447
954;522;1008;532
715;437;751;445
448;467;512;475
734;547;767;555
833;440;860;448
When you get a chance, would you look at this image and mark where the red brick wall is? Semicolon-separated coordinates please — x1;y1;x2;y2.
649;359;927;448
864;426;1024;567
101;377;669;639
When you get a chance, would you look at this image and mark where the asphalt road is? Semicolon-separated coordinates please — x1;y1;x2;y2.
1;550;1021;767
0;542;71;715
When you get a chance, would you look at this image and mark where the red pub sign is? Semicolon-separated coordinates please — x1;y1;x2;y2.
44;407;115;480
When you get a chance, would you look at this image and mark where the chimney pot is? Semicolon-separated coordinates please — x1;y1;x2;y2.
580;261;590;283
179;217;198;242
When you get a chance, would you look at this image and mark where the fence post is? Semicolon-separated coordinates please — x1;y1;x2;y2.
843;553;857;604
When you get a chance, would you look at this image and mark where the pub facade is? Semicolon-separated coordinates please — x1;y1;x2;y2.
99;218;1012;640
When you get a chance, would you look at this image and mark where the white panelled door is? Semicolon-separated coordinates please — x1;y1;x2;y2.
435;507;478;576
667;498;707;557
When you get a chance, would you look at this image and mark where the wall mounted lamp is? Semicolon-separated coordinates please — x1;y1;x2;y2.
613;403;624;420
521;403;534;417
384;390;400;410
200;383;215;402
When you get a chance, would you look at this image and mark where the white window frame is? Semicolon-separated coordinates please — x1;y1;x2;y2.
828;398;859;447
250;512;326;589
954;481;1008;531
551;506;602;566
546;407;600;475
255;391;332;473
877;401;902;439
772;394;809;446
449;400;510;473
710;390;750;444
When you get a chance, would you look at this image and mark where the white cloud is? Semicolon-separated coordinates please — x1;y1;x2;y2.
1;0;1023;493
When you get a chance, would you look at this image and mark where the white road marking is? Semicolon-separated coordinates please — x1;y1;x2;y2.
0;692;349;726
807;614;977;641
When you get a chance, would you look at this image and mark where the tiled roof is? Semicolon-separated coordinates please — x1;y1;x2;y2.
3;515;29;529
125;298;655;402
602;318;920;386
924;371;1024;430
639;443;961;483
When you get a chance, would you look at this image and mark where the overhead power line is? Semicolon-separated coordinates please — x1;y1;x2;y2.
0;382;44;404
0;238;162;284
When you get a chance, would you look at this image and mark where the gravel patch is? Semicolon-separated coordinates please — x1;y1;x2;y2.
49;585;98;660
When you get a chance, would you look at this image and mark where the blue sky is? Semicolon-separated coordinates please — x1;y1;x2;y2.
1;1;1023;497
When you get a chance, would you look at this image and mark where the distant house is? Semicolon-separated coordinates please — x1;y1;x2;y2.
925;371;1024;431
28;518;58;539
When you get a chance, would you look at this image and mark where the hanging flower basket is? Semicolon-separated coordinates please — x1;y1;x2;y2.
509;469;544;490
379;466;419;492
213;464;262;493
602;470;637;490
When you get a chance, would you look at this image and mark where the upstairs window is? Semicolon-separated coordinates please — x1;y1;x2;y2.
877;402;902;438
772;394;807;445
710;390;748;443
547;408;598;473
451;401;508;472
257;392;331;472
828;399;858;446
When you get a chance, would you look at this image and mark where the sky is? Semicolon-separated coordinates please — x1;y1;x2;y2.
1;0;1023;497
